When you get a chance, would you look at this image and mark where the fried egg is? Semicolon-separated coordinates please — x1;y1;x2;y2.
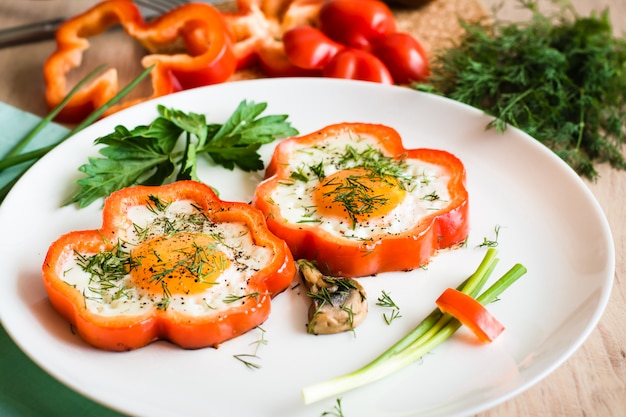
269;132;452;240
60;199;272;316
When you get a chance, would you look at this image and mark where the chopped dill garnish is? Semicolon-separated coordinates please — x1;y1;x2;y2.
321;398;346;417
479;224;502;248
376;290;402;325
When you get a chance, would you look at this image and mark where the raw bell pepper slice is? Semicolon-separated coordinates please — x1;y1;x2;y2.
44;0;236;123
252;122;469;278
223;0;324;76
42;180;295;351
436;287;506;343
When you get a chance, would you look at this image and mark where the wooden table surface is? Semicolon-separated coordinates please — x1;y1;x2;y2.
0;1;624;416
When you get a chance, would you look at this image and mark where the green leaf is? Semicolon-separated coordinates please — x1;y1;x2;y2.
196;100;297;171
207;100;298;148
126;118;184;153
68;99;298;208
67;155;174;208
205;143;264;171
158;105;208;146
237;115;300;145
211;100;268;145
66;126;179;207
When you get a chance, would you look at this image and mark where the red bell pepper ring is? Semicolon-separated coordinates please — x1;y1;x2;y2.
436;287;506;343
42;180;296;351
44;0;236;123
252;123;469;278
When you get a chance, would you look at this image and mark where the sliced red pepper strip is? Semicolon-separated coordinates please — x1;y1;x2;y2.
252;123;469;278
436;287;506;343
42;180;296;351
44;0;236;123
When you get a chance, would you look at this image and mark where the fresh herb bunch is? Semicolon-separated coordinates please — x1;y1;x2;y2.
416;0;626;180
67;100;298;208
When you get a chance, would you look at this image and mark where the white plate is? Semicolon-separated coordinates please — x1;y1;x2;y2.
0;78;614;417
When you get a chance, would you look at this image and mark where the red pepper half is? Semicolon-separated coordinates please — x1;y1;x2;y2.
44;0;236;123
436;287;506;343
42;180;295;351
252;123;469;278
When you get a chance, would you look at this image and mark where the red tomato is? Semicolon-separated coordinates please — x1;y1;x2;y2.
255;38;322;77
323;48;394;84
283;26;345;70
319;0;397;49
371;32;430;84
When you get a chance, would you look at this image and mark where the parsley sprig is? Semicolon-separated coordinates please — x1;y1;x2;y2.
416;0;626;180
67;100;298;208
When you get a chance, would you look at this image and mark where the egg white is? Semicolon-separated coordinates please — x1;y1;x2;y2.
60;200;272;316
269;131;452;240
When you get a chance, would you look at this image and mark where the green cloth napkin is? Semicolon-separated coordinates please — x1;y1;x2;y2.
0;102;67;190
0;102;125;417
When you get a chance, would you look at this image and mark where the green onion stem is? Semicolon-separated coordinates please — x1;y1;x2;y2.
0;148;50;170
3;64;106;159
0;175;21;203
71;65;154;134
301;254;527;405
0;65;153;172
0;65;153;203
370;248;499;363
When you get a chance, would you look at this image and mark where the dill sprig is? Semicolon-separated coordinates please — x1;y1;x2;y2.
376;290;402;325
233;326;268;370
321;398;345;417
478;224;502;248
416;0;626;180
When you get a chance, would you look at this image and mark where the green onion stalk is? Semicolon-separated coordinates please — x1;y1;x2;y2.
301;248;527;404
0;65;153;202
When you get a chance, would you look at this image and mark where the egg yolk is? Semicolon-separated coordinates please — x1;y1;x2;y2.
312;167;406;224
131;232;230;296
